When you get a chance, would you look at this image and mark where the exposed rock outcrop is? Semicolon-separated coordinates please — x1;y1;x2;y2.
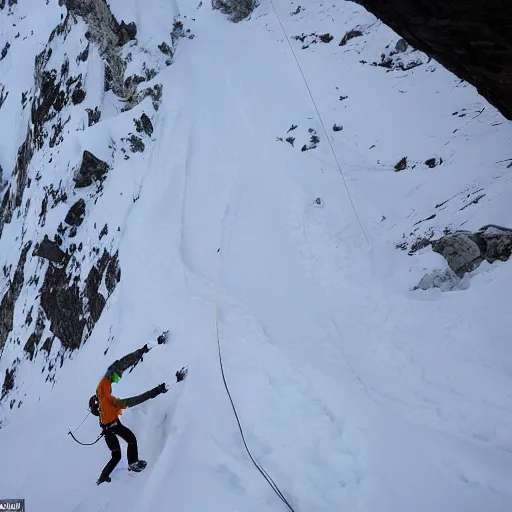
39;248;120;351
356;1;512;120
0;243;31;358
212;0;258;22
33;235;67;264
24;309;46;361
432;225;512;276
64;199;86;226
62;0;137;97
74;150;109;188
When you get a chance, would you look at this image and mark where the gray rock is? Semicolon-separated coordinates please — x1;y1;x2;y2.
432;225;512;277
395;38;408;53
211;0;258;22
431;233;482;276
477;225;512;263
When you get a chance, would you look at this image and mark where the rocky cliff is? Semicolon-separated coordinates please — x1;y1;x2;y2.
357;1;512;120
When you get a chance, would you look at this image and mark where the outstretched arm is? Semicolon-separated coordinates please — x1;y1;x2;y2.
105;332;169;378
122;384;167;408
105;345;148;378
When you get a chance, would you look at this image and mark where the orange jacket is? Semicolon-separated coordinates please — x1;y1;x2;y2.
96;377;126;425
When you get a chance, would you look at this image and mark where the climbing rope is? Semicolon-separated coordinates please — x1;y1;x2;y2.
68;430;104;446
269;0;370;245
215;248;296;512
68;411;104;446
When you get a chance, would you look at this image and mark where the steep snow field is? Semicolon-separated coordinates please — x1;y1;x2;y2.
1;0;512;511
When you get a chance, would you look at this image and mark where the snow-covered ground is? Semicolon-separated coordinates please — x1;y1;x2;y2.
1;0;512;510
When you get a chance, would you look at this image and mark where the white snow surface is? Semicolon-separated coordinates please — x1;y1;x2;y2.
1;0;512;511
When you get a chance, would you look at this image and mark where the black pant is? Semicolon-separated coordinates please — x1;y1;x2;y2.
99;420;138;480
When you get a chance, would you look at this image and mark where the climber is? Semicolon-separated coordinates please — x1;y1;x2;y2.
94;339;187;485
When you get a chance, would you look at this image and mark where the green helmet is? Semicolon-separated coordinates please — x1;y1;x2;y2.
111;372;121;383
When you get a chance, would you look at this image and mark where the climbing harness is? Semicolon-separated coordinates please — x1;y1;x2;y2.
215;248;296;512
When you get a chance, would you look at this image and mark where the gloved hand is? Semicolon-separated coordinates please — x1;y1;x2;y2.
157;331;169;345
157;383;168;394
176;367;188;383
142;343;150;354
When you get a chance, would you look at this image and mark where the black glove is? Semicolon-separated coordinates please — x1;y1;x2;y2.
176;367;188;383
157;383;168;394
142;343;150;354
157;331;169;345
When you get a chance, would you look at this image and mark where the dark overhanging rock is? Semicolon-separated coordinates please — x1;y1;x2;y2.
355;1;512;120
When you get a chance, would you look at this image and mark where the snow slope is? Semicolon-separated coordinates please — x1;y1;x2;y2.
1;0;512;511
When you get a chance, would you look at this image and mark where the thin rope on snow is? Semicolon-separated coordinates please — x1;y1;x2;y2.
215;248;296;512
269;0;370;245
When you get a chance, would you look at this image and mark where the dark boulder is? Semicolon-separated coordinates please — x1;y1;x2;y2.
117;21;137;46
140;113;153;136
33;235;67;264
65;199;86;226
74;150;109;188
71;88;86;105
431;233;482;276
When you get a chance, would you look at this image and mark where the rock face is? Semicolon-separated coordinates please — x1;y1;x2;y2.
63;0;137;97
74;150;109;188
211;0;258;22
432;233;482;276
0;243;31;358
38;249;120;351
64;199;86;226
33;235;67;264
432;225;512;276
356;1;512;120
